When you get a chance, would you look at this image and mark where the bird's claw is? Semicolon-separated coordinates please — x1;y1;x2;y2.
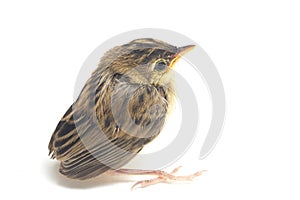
131;166;206;190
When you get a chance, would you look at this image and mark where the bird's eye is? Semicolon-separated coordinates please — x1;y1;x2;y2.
154;59;168;71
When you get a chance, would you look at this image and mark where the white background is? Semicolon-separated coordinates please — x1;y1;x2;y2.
1;0;299;199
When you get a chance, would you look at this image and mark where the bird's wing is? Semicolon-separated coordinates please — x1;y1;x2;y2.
48;73;169;180
48;103;140;180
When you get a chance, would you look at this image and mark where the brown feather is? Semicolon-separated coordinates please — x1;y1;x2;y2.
49;38;177;180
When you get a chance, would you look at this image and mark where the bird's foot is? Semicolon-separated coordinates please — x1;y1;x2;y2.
112;166;205;190
131;166;206;190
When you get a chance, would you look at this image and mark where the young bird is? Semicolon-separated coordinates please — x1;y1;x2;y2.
48;38;203;188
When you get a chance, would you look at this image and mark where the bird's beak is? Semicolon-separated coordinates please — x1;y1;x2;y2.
169;45;195;68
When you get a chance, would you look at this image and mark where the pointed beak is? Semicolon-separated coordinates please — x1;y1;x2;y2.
169;45;195;68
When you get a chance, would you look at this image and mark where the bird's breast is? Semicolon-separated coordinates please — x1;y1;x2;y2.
94;79;171;148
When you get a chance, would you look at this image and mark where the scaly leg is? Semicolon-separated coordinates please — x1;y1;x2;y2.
109;166;206;189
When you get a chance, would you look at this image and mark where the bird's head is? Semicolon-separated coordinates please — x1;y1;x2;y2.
101;38;195;87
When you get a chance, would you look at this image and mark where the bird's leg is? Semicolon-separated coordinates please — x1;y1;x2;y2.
109;166;206;189
130;166;185;189
130;167;205;190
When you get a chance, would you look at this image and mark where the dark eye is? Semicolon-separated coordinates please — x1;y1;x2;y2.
154;60;167;71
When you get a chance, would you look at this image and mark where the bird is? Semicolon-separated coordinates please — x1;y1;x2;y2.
48;38;204;189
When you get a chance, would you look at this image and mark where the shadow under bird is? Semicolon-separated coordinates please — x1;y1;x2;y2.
48;38;204;189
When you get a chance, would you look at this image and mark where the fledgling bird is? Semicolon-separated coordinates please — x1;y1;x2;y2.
48;38;203;188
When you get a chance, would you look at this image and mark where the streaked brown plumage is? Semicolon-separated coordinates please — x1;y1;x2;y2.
48;38;195;181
